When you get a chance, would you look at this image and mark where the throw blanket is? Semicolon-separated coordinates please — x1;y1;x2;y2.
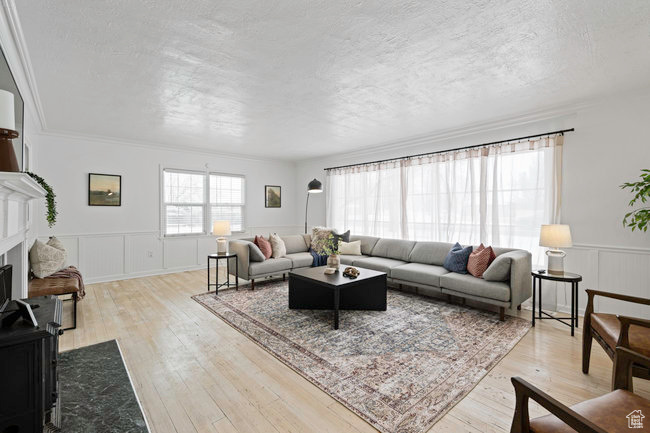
309;248;328;267
49;266;86;299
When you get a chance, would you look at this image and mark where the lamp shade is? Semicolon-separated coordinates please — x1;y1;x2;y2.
307;178;322;193
0;89;15;131
212;220;231;236
539;224;572;248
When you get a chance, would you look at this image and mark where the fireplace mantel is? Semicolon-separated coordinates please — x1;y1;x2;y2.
0;172;46;298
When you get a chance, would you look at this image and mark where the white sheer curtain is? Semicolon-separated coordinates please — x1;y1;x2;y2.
326;135;563;265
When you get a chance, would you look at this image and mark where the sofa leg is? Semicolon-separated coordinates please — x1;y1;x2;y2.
398;283;402;290
517;304;521;310
446;294;452;303
283;273;286;281
251;279;255;290
499;307;505;321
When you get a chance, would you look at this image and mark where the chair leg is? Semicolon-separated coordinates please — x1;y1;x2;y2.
582;326;593;374
73;292;78;329
499;307;505;321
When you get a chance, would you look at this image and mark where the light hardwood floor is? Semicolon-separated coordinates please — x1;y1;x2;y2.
59;269;650;433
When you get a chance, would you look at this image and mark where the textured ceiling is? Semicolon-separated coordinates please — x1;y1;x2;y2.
15;0;650;160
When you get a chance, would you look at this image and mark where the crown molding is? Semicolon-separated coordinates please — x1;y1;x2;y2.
0;0;47;130
35;128;296;164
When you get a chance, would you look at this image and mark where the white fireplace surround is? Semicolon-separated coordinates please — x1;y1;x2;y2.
0;172;45;299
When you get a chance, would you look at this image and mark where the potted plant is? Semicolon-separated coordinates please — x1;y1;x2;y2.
313;233;341;269
621;169;649;232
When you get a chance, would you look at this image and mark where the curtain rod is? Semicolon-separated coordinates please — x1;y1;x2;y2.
323;128;575;171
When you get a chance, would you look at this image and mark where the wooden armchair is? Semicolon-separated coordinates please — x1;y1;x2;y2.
511;347;650;433
582;289;650;385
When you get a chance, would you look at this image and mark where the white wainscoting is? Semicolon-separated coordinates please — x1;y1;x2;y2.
41;225;302;284
538;243;650;319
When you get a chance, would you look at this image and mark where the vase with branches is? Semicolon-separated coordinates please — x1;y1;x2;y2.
621;168;649;232
312;232;341;268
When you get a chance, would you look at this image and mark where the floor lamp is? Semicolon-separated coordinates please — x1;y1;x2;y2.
304;178;323;234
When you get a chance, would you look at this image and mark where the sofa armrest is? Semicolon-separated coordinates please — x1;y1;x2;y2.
509;250;532;309
228;240;251;280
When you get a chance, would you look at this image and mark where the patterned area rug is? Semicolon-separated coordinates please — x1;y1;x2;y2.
193;281;530;433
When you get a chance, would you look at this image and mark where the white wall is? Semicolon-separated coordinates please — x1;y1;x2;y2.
33;133;300;283
296;92;650;317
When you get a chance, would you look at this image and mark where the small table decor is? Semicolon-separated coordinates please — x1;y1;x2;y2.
531;270;582;336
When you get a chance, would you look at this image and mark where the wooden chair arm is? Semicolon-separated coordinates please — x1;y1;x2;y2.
510;377;607;433
585;289;650;306
613;347;650;390
617;315;650;349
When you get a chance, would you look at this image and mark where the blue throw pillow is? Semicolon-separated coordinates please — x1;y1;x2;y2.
443;242;473;274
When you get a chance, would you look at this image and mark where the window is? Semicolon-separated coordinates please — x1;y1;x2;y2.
210;174;245;232
162;169;245;236
326;135;563;266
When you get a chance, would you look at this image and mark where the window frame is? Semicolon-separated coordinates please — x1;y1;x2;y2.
160;166;246;238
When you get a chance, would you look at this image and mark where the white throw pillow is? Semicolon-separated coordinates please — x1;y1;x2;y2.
339;240;362;256
269;233;287;258
29;240;66;278
47;236;67;265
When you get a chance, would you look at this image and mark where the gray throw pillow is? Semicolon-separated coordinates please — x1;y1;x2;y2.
483;254;512;281
248;242;266;262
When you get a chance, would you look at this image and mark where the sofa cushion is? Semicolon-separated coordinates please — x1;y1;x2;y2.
249;258;292;276
269;233;287;258
370;238;416;261
349;235;380;255
353;257;407;276
391;263;450;287
248;242;266;262
482;253;514;281
339;241;362;256
467;244;496;278
443;242;473;274
254;235;272;259
409;241;455;266
285;252;313;268
281;235;309;254
339;254;369;265
440;273;511;302
332;230;351;246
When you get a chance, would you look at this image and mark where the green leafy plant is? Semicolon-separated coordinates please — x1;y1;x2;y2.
312;233;340;256
24;171;57;228
621;169;650;232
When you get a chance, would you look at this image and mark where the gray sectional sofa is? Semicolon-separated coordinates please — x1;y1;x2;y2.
229;234;532;320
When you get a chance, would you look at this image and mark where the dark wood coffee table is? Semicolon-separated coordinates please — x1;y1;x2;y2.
288;266;387;330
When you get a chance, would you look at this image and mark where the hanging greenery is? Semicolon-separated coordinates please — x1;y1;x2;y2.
620;169;650;232
24;171;57;228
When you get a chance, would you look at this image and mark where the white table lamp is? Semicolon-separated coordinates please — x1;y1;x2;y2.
539;224;572;275
213;220;231;255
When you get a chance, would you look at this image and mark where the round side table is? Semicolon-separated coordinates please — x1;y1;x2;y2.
207;253;238;294
531;270;582;336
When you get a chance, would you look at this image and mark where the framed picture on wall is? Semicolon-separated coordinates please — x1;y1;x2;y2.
265;185;281;208
88;173;121;206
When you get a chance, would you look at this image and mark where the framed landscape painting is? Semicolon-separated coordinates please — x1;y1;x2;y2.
265;185;281;208
88;173;121;206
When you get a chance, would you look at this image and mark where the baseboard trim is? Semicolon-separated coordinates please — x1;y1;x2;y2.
84;265;207;284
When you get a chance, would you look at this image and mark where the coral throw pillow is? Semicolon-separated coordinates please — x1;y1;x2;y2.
467;243;496;278
254;235;272;260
